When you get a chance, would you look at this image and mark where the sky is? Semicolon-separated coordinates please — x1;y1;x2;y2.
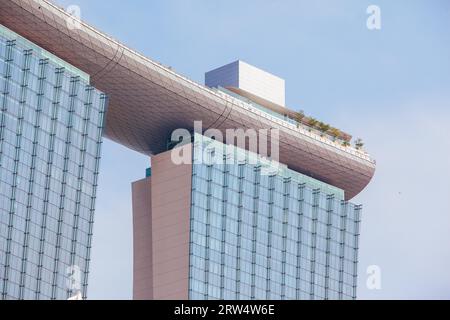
54;0;450;299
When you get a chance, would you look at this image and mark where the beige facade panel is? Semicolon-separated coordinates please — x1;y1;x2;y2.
131;178;153;300
131;149;192;300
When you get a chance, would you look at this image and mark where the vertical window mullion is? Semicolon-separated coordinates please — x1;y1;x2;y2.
234;162;244;299
352;205;362;300
295;183;305;299
39;66;64;300
280;177;290;300
324;194;334;300
1;41;20;299
265;174;275;299
219;154;229;300
33;58;49;299
203;158;213;299
309;189;320;300
338;201;348;299
250;165;260;299
16;49;33;300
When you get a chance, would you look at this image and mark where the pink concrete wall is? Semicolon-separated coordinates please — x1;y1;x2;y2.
132;148;192;300
132;177;153;300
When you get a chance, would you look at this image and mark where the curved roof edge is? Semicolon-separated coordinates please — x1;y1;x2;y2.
0;0;376;200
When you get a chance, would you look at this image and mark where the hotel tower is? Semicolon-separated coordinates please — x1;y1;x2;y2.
0;0;375;300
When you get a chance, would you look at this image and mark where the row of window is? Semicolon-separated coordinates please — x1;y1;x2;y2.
189;135;360;299
2;76;105;116
1;118;103;158
1;250;89;276
192;168;345;204
0;222;92;248
190;244;357;270
191;209;359;243
0;33;105;299
190;221;358;254
192;140;344;199
189;263;356;287
191;177;359;220
189;282;355;300
0;185;96;216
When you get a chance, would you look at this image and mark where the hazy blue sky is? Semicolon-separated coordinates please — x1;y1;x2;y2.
54;0;450;299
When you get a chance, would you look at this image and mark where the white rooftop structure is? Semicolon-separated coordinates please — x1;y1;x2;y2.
206;60;286;107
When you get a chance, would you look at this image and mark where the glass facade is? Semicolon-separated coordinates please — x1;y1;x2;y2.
189;134;361;300
0;25;106;299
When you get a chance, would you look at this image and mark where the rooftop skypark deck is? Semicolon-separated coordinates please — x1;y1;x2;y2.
0;0;376;199
211;86;374;164
215;87;355;145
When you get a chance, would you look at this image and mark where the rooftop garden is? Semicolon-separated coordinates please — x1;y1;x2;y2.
278;109;366;150
215;87;365;151
290;110;360;146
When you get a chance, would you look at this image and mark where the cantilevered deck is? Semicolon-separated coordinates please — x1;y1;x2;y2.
0;0;375;199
